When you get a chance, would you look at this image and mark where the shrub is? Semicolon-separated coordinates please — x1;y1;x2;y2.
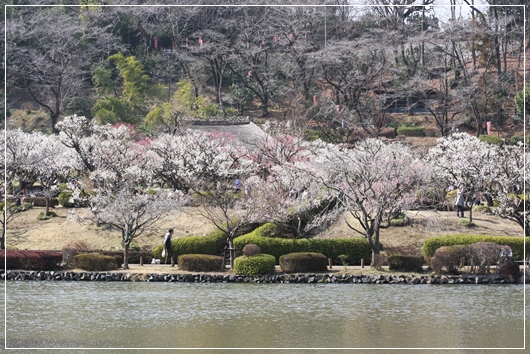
177;254;224;272
1;250;63;270
429;245;467;274
58;192;75;207
242;243;261;257
422;234;528;260
234;254;276;276
467;242;502;274
478;134;504;146
390;215;411;227
37;211;58;220
279;252;328;273
152;229;227;262
62;241;93;265
396;126;425;137
458;219;475;227
20;202;33;211
387;255;424;272
509;135;524;145
498;262;521;279
129;243;141;251
338;254;349;266
235;233;372;265
73;253;117;271
474;205;492;214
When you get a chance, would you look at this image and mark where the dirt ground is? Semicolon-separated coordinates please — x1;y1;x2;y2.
6;205;523;259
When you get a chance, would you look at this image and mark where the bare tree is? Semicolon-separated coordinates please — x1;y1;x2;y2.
6;6;118;133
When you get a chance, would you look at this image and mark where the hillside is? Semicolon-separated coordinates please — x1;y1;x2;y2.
6;205;523;259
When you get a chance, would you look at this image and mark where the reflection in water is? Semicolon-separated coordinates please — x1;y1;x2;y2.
0;281;526;352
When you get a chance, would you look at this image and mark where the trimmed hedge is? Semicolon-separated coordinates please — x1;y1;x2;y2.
235;233;372;265
99;250;154;266
152;229;227;262
22;196;59;207
387;255;424;272
397;126;425;137
422;234;528;260
1;250;62;270
279;252;328;273
479;134;504;146
177;254;224;272
234;254;276;276
73;253;117;271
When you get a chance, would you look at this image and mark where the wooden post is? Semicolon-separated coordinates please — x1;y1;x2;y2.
361;258;364;269
328;258;332;269
140;256;143;266
171;258;175;267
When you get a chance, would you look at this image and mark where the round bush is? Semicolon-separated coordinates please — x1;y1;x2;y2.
234;254;276;276
242;243;261;256
279;252;328;273
429;245;466;274
177;254;224;272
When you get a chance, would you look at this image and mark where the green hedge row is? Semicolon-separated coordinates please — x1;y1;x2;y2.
152;229;227;262
422;234;528;260
478;134;504;146
234;254;276;276
397;126;425;137
234;230;372;264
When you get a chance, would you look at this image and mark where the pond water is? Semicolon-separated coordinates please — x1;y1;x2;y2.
1;281;527;353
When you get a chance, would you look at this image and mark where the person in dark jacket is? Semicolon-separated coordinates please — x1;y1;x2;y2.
163;228;174;264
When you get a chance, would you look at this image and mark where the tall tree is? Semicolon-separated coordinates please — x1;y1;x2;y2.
307;138;428;268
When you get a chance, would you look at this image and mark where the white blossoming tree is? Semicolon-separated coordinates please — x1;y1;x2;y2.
489;144;528;235
57;116;184;268
307;138;429;268
427;132;499;223
6;129;79;217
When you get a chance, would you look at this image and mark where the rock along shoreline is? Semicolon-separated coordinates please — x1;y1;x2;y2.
1;270;527;284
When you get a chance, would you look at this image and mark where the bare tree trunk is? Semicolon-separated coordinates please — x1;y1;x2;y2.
44;196;50;217
123;242;130;270
228;238;235;269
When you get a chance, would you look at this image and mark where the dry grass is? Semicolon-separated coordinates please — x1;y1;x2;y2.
6;206;217;251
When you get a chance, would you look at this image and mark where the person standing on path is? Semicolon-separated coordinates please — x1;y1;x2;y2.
163;228;174;265
455;185;465;218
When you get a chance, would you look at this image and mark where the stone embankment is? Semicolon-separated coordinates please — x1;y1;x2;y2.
1;270;526;284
